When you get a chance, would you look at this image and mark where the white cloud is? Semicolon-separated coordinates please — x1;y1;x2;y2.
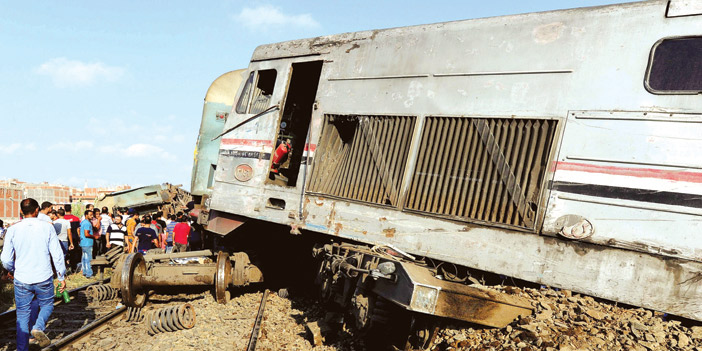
0;143;20;153
234;5;320;30
35;57;125;87
0;143;34;154
47;140;94;152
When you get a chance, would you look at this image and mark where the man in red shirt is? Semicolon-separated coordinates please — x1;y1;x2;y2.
63;205;81;273
172;216;190;253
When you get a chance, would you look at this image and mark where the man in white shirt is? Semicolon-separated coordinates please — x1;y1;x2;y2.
99;207;112;255
37;202;53;223
52;209;72;267
1;198;66;349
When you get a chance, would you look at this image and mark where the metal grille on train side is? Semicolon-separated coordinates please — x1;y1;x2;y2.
308;115;416;206
405;117;557;229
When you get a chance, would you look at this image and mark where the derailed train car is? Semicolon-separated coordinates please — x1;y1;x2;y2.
191;69;246;210
196;0;702;341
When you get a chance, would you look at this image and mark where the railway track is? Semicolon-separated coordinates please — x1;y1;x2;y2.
246;289;269;351
0;279;118;351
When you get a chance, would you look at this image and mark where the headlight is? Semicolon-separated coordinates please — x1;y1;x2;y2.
378;262;396;275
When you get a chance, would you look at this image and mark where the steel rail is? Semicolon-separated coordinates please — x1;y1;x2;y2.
0;278;110;323
245;289;269;351
42;305;127;350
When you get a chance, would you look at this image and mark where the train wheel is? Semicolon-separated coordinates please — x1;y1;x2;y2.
121;253;147;308
215;251;232;304
362;296;413;349
404;315;440;351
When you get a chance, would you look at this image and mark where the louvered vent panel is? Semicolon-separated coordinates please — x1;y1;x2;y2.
308;115;415;206
405;117;557;228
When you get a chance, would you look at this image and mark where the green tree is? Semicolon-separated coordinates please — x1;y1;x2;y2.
71;202;84;217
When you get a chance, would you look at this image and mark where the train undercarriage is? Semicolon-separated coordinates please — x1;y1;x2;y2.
105;220;534;350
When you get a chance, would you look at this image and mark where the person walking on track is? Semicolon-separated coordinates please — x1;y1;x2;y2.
1;198;66;350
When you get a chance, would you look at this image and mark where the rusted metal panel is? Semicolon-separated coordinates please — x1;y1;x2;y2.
95;183;191;216
406;117;557;229
374;261;532;327
207;210;246;236
308;115;415;206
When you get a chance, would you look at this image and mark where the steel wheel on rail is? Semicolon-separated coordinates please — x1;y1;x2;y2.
215;251;232;304
121;253;147;308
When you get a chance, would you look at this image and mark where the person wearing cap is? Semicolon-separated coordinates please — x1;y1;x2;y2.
1;198;66;349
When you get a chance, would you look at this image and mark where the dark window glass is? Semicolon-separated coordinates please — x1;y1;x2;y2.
647;37;702;93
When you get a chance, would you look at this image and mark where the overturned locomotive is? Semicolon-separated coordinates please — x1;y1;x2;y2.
189;0;701;341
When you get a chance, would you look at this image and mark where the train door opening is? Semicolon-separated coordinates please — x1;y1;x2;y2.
268;61;323;187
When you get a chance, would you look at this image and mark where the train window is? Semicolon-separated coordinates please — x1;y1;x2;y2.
250;70;277;114
646;37;702;94
234;69;277;114
235;72;255;114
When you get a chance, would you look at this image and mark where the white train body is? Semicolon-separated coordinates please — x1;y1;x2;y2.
205;0;702;321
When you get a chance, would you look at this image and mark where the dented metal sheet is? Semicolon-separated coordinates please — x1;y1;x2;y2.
95;183;191;216
206;0;702;323
667;0;702;17
383;261;533;327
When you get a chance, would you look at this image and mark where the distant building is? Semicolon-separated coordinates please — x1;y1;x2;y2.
71;185;131;205
24;182;72;206
0;179;131;220
0;179;23;222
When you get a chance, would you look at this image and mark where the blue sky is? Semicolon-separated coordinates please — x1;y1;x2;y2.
0;0;631;189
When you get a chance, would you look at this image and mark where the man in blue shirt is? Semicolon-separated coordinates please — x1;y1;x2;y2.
135;215;159;254
1;198;66;350
79;210;95;278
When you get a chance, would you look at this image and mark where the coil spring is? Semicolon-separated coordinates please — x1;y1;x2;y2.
126;307;144;323
86;284;119;303
146;304;196;335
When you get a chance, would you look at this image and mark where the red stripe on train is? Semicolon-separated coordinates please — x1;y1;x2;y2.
556;162;702;183
221;139;274;147
221;138;317;151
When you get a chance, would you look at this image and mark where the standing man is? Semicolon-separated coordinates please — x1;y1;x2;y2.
165;215;177;253
125;208;138;253
37;202;53;223
172;216;190;253
1;198;66;349
91;209;102;257
79;210;95;278
52;209;72;269
99;207;112;255
81;204;94;221
134;215;159;254
106;215;128;251
63;205;81;274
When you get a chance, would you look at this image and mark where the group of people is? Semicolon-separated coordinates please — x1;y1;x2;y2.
64;204;202;278
0;198;203;350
